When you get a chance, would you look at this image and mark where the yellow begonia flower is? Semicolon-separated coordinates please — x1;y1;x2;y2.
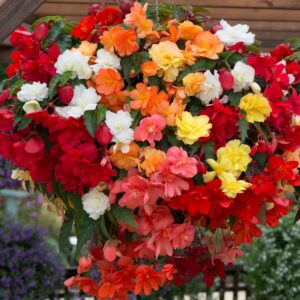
219;172;252;199
239;93;272;123
176;111;212;145
11;169;33;190
217;139;252;177
149;41;186;82
182;72;206;96
203;158;229;183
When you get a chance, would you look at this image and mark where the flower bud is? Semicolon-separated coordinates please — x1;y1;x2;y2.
57;84;74;105
77;143;98;162
33;23;49;42
0;89;10;105
219;70;234;90
103;241;117;262
77;257;93;275
210;22;222;34
23;100;42;114
96;123;113;146
250;82;261;94
118;0;135;15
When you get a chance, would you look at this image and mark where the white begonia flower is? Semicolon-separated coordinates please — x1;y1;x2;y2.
55;84;100;119
91;49;121;74
231;61;255;92
54;49;92;80
215;19;255;46
82;187;110;220
23;100;42;114
105;110;134;153
196;70;223;105
17;82;48;102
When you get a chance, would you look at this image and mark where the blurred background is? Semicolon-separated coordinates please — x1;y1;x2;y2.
0;0;300;299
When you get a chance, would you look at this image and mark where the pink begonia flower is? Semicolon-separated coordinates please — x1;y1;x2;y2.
118;175;165;215
171;222;195;250
151;163;189;198
137;205;174;236
134;240;156;260
103;240;122;262
166;146;198;178
134;114;166;147
147;227;174;258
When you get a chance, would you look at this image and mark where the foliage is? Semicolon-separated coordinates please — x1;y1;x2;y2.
0;217;65;299
242;213;300;300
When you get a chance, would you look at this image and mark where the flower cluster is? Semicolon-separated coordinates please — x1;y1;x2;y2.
0;1;299;299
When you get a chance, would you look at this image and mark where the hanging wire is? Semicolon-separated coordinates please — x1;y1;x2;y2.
155;0;160;23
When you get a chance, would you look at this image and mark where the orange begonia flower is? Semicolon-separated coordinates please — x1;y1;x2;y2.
134;265;164;296
109;142;140;170
124;2;153;38
101;90;129;112
161;25;179;43
95;68;124;96
100;26;139;57
178;20;203;40
141;147;166;177
130;83;169;116
141;61;158;77
186;31;224;60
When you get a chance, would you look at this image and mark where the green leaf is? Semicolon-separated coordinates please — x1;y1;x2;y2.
59;218;73;254
99;216;110;240
32;16;75;33
84;104;106;137
167;130;181;146
75;214;99;257
17;117;32;130
56;34;72;53
228;91;243;107
48;74;62;99
189;142;200;156
237;118;249;143
177;58;216;83
203;141;215;160
286;37;300;50
84;110;96;137
148;75;160;87
95;104;106;125
45;22;65;41
121;56;133;83
10;79;25;96
59;71;74;86
130;109;143;129
111;205;137;228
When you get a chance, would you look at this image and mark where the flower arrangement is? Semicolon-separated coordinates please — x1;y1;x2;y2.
0;217;65;299
0;0;299;299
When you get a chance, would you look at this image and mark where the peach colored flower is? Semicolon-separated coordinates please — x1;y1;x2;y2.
95;68;124;95
124;2;153;38
182;72;206;96
109;142;140;170
77;41;97;57
141;147;166;177
178;20;203;40
186;31;224;60
100;26;139;57
141;61;158;76
134;114;166;147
